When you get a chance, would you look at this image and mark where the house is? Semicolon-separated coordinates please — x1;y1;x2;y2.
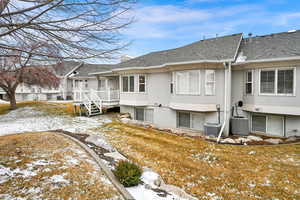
0;61;83;101
90;30;300;138
232;30;300;137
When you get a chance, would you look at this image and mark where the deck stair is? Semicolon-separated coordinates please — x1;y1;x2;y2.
74;89;103;116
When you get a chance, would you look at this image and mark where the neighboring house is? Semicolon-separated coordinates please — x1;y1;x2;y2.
90;30;300;138
0;61;83;101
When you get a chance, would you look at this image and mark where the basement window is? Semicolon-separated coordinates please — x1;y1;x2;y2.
135;108;153;123
251;115;267;133
177;112;204;130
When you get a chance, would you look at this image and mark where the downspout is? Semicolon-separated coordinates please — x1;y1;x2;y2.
217;62;231;143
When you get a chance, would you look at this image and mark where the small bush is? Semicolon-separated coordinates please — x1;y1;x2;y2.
113;160;142;187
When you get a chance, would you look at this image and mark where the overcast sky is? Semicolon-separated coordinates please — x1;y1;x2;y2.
120;0;300;59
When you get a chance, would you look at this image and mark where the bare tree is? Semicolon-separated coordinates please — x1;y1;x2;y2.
0;42;60;109
0;0;134;60
0;0;134;109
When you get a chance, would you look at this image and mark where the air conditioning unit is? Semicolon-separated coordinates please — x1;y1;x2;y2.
204;123;222;137
231;117;249;136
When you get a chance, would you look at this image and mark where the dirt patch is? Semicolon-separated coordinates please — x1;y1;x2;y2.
99;122;300;200
0;132;123;200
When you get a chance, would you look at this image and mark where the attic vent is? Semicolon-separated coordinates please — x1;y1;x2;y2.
288;30;296;33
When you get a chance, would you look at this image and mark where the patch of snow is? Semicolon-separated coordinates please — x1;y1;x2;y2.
85;135;115;152
0;106;113;136
50;174;70;184
104;151;127;161
0;99;9;104
65;155;80;165
27;160;58;167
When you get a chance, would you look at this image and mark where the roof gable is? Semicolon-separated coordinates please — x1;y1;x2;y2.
238;30;300;62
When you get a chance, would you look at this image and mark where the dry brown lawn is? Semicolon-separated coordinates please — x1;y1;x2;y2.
0;132;123;200
100;122;300;200
0;101;74;116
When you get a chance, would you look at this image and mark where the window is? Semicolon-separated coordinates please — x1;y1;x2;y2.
122;76;129;92
245;70;253;94
135;108;153;123
260;68;295;95
129;76;134;92
205;70;216;95
177;112;204;130
176;70;200;95
135;108;144;121
252;114;284;136
178;112;190;128
98;79;106;91
138;75;146;92
260;70;275;94
277;69;294;94
252;115;267;133
84;80;88;89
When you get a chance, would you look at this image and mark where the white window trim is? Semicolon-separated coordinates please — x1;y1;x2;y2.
205;70;216;96
251;114;267;133
175;70;201;95
177;111;203;131
259;67;296;96
245;70;254;95
121;75;135;93
251;114;285;136
135;107;153;123
138;74;147;93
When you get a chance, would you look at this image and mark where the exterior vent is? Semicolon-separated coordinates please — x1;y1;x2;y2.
231;117;249;136
204;123;221;137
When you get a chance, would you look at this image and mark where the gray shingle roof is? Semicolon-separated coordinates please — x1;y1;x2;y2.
115;33;242;69
55;61;82;76
239;30;300;62
72;63;115;77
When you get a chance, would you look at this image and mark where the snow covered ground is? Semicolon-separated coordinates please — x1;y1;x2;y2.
0;99;9;104
0;106;193;200
0;107;112;136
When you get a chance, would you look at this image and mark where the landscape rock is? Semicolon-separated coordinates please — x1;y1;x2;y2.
119;113;131;119
248;151;256;155
235;137;251;144
264;138;283;144
286;136;298;142
247;135;263;141
220;138;236;144
120;118;131;124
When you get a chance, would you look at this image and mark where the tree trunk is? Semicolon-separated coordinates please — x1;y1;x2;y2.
7;89;17;110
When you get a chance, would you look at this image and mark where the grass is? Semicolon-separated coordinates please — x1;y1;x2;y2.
0;132;123;200
0;101;74;116
100;122;300;200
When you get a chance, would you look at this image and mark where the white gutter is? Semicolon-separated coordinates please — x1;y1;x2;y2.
233;56;300;65
113;59;233;72
217;62;231;143
89;70;113;75
89;59;234;75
